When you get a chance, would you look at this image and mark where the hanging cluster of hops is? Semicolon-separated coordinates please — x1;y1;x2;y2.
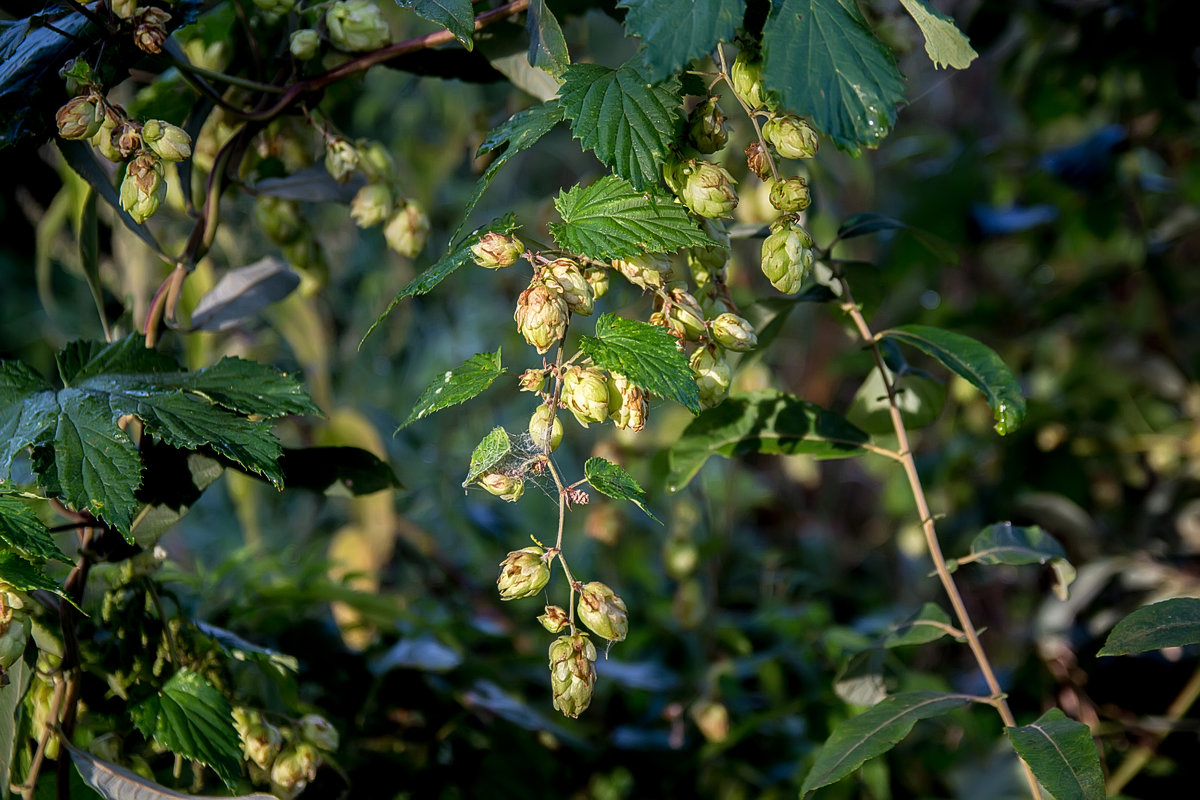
323;134;430;258
108;1;173;54
233;708;339;799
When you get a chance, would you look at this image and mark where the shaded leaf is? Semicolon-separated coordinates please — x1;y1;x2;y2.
0;551;66;598
834;212;959;265
899;0;978;70
1;648;32;800
0;360;57;474
526;0;569;77
1006;709;1105;800
963;523;1074;601
129;669;241;787
1098;598;1200;657
278;447;401;496
802;691;974;794
399;0;476;50
371;634;463;674
619;0;743;82
667;390;869;491
400;350;505;429
880;602;953;648
881;325;1026;435
558;62;681;189
57;141;165;256
834;650;887;706
762;0;906;153
0;495;69;563
583;457;659;522
549;176;714;260
578;313;700;412
846;369;945;435
361;214;519;347
192;620;299;672
188;257;300;332
462;427;512;486
253;165;364;203
64;739;276;800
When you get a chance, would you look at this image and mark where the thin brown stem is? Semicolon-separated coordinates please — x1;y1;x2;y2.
1106;661;1200;796
715;44;781;183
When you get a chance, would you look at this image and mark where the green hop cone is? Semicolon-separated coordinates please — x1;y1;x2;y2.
1;593;30;670
240;720;282;770
255;196;306;245
326;0;391;52
111;0;138;20
607;372;648;432
548;633;597;718
143;119;192;162
538;605;569;633
710;312;757;352
55;95;105;140
324;136;359;183
583;265;610;299
270;743;321;796
528;404;563;452
763;114;819;160
611;253;670;291
290;29;321;60
687;96;728;154
514;282;568;354
384;200;430;258
768;176;811;213
358;139;396;182
497;547;551;601
350;182;393;228
577;581;628;642
477;471;525;502
673;158;738;219
690;345;732;409
544;258;594;316
666;290;708;341
471;232;523;269
253;0;295;15
518;368;547;394
119;154;166;223
687;219;731;287
730;49;772;110
760;218;814;295
299;714;339;752
561;366;610;427
91;114;123;162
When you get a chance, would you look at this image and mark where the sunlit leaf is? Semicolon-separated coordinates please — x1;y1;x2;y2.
578;313;700;413
1098;598;1200;656
399;0;476;50
899;0;978;70
583;457;659;522
526;0;569;76
1006;709;1105;800
400;349;505;430
462;426;512;486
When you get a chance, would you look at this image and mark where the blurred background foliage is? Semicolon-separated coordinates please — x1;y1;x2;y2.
2;0;1199;798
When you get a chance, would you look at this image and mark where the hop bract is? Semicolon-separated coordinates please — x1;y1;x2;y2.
299;714;340;752
497;546;551;600
514;282;568;354
673;159;738;219
544;258;594;315
744;141;772;180
478;471;525;503
538;605;569;633
763;114;819;160
561;366;610;427
471;232;523;269
91;115;122;162
666;290;708;341
548;633;597;718
133;7;171;54
324;136;359;183
577;581;628;642
607;372;648;432
611;253;670;291
350;183;393;228
528;404;563;451
384;200;430;258
687;96;728;154
760;219;815;295
690;346;732;409
769;176;811;213
143;119;193;162
710;313;758;352
326;0;391;52
290;29;321;60
270;743;321;796
583;265;610;299
55;95;104;140
730;50;771;110
119;154;166;223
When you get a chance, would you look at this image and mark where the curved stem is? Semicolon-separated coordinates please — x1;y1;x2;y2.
834;275;1043;800
715;44;781;184
169;56;286;94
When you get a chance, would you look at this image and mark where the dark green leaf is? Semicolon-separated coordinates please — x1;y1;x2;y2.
802;691;974;794
881;325;1026;435
399;0;476;50
1;647;32;800
549;176;715;260
762;0;906;152
578;313;700;413
880;603;953;648
898;0;977;70
57;141;166;257
361;214;519;347
64;739;277;800
52;390;143;533
192;620;299;672
457;101;563;240
1006;709;1105;800
619;0;743;82
558;63;681;189
0;551;65;598
0;361;56;477
462;427;512;486
277;447;402;496
1098;598;1200;656
0;496;69;564
526;0;569;77
667;390;870;491
165;357;320;419
964;523;1074;600
400;350;505;429
834;212;959;265
188;257;301;333
129;669;241;787
583;457;659;522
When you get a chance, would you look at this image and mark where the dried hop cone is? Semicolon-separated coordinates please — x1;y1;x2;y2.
325;0;391;52
763;114;819;160
132;7;171;54
142;119;192;162
769;176;811;213
324;136;359;183
518;368;547;394
55;95;105;140
91;115;123;162
477;471;525;503
350;182;394;228
384;200;430;258
687;96;728;154
561;366;610;427
290;29;321;60
514;281;568;354
577;581;628;642
544;258;593;315
528;404;563;452
115;121;142;158
607;372;648;432
611;253;670;291
760;218;815;295
298;714;339;752
538;605;569;633
471;232;523;269
497;546;551;601
670;158;738;219
710;312;758;352
744;141;772;180
548;633;597;718
690;345;732;409
119;154;166;224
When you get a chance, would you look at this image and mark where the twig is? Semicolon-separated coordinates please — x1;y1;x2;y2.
1106;661;1200;796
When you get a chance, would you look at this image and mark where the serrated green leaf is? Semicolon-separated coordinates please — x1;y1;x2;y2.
53;390;143;533
361;214;519;347
667;390;869;491
583;457;659;522
0;361;57;476
619;0;743;82
130;669;241;787
899;0;978;70
0;551;65;597
762;0;907;152
881;325;1026;435
0;495;70;563
549;176;714;260
192;620;300;672
400;350;505;430
398;0;475;50
1006;709;1105;800
802;691;974;794
558;62;681;189
1098;598;1200;657
456;102;562;241
963;523;1074;600
880;602;953;648
527;0;569;77
462;427;512;487
578;313;700;413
